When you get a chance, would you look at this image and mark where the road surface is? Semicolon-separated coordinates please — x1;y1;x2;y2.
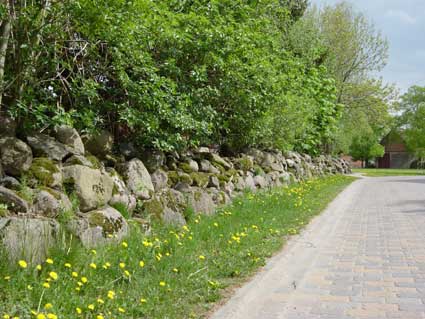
211;176;425;319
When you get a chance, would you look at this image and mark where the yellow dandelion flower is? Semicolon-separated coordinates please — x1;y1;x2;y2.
43;282;50;289
49;272;58;280
87;304;95;311
27;284;33;290
97;298;104;304
107;290;115;299
44;303;53;310
121;241;128;248
76;308;82;314
119;262;125;269
71;271;78;277
124;270;130;277
199;255;206;260
64;263;71;268
140;298;147;304
118;307;125;313
139;261;145;268
46;258;53;264
18;260;27;269
90;249;97;255
77;281;83;287
46;314;57;319
159;281;166;287
3;276;10;281
36;314;46;319
96;315;104;319
89;263;97;269
75;287;81;292
36;265;42;271
213;222;218;227
173;268;178;273
81;276;88;283
3;315;10;319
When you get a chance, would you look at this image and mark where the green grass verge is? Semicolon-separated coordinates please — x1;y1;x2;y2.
353;168;425;177
0;175;355;319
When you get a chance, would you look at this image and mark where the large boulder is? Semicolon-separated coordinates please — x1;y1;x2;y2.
0;137;33;176
64;154;97;168
0;217;59;264
107;169;136;213
141;150;166;173
62;165;113;212
178;159;199;173
199;159;220;174
118;159;154;200
143;189;186;226
27;133;73;161
151;169;168;191
208;153;232;170
28;157;62;188
83;130;114;158
0;186;30;213
33;189;72;218
254;175;267;189
190;172;210;188
185;187;216;215
55;125;85;155
68;206;128;248
234;155;254;171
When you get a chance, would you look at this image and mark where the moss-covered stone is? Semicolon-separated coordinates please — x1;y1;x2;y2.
88;210;123;235
86;154;102;169
253;165;265;176
234;156;254;171
167;171;179;186
217;174;230;183
143;198;164;219
39;186;62;200
190;172;210;188
179;173;193;185
28;157;60;187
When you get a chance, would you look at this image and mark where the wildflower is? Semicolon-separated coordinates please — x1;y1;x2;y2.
4;276;10;281
139;261;145;268
46;314;57;319
36;314;46;319
76;308;82;315
89;263;97;269
173;268;178;273
213;222;219;227
72;271;78;278
27;284;33;290
36;265;42;271
3;315;10;319
44;303;53;310
159;281;166;287
118;307;125;313
64;263;71;268
96;315;104;319
88;304;95;311
97;298;104;304
122;241;128;248
199;255;206;260
81;276;88;283
90;249;97;255
18;260;27;269
119;262;125;269
107;290;115;299
140;298;147;304
46;258;54;264
49;272;58;280
124;270;130;277
43;282;50;289
182;225;189;232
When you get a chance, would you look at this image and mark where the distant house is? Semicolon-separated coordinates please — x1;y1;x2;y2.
377;130;416;169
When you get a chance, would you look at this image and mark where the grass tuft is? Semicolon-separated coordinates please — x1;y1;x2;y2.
353;168;425;177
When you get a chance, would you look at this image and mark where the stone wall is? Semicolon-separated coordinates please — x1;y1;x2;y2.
0;122;350;263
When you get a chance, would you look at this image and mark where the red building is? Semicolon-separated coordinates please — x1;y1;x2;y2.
377;130;415;169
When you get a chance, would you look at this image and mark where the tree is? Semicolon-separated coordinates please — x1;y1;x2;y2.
397;86;425;159
349;132;384;168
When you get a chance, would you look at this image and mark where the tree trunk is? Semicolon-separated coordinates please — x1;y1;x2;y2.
0;2;12;110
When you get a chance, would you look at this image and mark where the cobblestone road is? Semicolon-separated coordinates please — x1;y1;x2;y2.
211;176;425;319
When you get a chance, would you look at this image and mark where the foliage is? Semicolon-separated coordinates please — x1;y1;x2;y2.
397;86;425;158
349;132;384;167
0;175;354;318
1;0;342;154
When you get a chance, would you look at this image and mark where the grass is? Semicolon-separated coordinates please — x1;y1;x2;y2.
0;175;355;319
353;168;425;177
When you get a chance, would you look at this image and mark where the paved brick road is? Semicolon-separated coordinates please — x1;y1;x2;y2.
211;176;425;319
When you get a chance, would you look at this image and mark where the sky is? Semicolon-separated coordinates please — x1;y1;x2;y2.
310;0;425;93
